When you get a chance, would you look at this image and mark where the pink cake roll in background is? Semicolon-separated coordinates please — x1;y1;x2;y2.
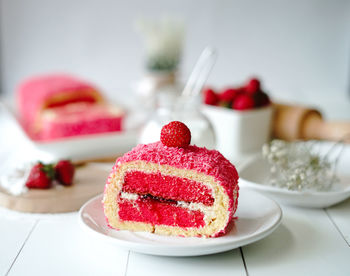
17;74;103;128
16;74;124;141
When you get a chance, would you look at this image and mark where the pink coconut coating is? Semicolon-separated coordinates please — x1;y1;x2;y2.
106;141;239;236
38;103;123;141
17;74;101;127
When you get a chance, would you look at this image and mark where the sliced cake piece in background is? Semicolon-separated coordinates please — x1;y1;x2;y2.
16;74;124;141
17;74;103;127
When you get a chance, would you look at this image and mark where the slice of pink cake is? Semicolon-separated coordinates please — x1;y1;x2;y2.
16;74;124;141
38;102;124;141
103;122;239;237
17;74;103;129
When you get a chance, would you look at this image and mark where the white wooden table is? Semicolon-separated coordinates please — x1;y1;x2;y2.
1;104;350;276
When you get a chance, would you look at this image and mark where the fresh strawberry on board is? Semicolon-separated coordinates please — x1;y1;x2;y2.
55;160;75;186
25;163;55;189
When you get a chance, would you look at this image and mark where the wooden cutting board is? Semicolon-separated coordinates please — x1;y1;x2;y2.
0;164;111;213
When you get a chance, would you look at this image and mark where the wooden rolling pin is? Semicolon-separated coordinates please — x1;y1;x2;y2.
272;103;350;143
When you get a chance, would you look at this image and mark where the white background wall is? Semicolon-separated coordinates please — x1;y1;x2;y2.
1;0;350;118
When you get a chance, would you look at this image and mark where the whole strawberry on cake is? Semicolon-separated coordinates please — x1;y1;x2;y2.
103;121;239;237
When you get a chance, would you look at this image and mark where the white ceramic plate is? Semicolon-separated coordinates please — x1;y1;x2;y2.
239;143;350;208
78;189;282;256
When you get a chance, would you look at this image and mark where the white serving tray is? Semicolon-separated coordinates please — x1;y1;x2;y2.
1;100;138;161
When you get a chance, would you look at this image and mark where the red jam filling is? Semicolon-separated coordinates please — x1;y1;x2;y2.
45;94;98;108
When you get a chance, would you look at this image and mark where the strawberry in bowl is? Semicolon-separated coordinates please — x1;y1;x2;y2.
203;77;271;111
202;77;273;161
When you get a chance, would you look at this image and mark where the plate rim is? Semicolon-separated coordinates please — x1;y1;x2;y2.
78;191;283;256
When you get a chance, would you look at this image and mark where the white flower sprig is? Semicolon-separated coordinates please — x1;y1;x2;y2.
262;140;341;192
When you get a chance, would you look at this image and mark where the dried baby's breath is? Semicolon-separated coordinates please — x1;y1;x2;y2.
262;140;341;192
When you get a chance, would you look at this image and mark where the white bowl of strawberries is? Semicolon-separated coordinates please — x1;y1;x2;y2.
202;78;273;161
